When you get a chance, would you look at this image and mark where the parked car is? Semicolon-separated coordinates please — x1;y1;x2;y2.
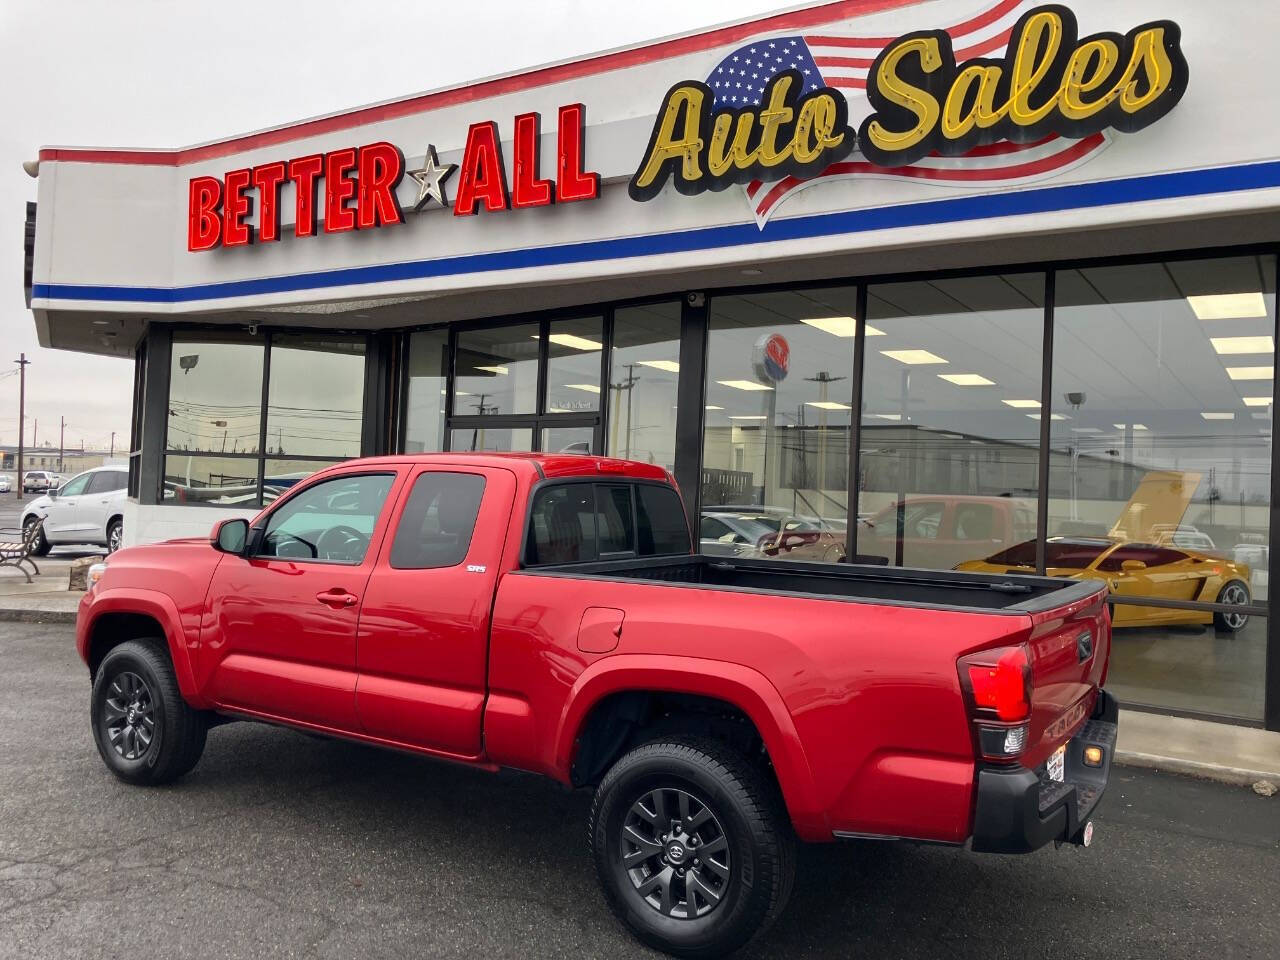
701;505;847;562
22;465;128;555
79;453;1115;957
1150;524;1218;553
0;475;11;493
22;470;58;493
956;536;1253;632
858;495;1038;570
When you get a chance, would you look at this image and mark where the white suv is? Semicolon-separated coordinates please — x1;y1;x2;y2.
22;465;129;555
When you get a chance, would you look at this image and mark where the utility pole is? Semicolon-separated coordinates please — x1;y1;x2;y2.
110;431;116;458
59;416;65;473
14;354;29;498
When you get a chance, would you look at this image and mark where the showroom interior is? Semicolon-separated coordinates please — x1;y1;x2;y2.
121;245;1278;727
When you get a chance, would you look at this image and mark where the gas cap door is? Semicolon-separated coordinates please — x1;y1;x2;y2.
577;606;625;654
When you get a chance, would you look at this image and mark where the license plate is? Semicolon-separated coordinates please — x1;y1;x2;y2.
1047;745;1066;783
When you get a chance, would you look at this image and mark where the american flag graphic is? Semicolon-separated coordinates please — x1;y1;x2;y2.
708;0;1110;227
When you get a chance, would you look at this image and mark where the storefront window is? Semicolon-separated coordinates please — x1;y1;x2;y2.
701;288;857;562
542;424;595;454
167;335;263;454
266;335;365;459
162;455;260;506
1049;256;1275;720
545;316;604;414
404;328;449;453
454;324;540;415
263;458;344;504
610;303;680;468
858;275;1045;569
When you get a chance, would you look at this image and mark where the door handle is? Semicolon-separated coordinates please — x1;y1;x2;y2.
316;589;358;607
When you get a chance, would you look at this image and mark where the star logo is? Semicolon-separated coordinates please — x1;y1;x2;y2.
407;145;457;212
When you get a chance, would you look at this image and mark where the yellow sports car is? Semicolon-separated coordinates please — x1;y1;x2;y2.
955;537;1253;632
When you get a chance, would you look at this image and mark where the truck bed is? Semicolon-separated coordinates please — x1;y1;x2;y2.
523;554;1102;614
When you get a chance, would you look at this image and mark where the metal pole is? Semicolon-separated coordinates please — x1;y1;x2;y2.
110;431;116;458
59;416;64;473
14;354;29;498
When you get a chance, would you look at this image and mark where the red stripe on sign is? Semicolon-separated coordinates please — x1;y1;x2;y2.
827;77;870;89
814;55;878;68
753;133;1104;217
40;0;924;167
955;26;1014;60
807;0;1023;48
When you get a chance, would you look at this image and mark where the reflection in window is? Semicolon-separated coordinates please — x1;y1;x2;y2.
701;288;857;563
404;329;449;453
611;303;680;468
545;316;604;413
542;425;594;455
448;427;532;453
1047;255;1275;720
167;336;263;454
266;335;365;459
859;275;1045;570
455;324;539;416
163;455;262;506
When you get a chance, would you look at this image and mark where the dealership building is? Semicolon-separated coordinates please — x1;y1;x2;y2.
23;0;1280;730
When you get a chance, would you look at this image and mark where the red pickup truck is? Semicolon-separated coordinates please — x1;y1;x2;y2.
78;453;1116;958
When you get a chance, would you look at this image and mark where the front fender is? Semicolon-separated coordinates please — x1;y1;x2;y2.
555;654;827;840
77;588;208;708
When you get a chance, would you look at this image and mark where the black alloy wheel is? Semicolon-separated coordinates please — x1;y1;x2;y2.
107;518;123;554
620;787;731;920
101;671;156;760
23;517;50;557
590;737;794;958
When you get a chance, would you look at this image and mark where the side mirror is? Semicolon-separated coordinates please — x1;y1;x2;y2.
1121;559;1147;573
211;518;249;556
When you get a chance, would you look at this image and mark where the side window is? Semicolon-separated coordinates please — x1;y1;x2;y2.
58;474;92;497
953;504;996;541
700;516;733;541
528;485;597;565
902;501;944;539
87;471;126;495
637;485;691;556
259;473;394;564
597;485;635;556
389;472;486;570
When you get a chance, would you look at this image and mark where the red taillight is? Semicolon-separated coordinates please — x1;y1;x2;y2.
963;645;1032;722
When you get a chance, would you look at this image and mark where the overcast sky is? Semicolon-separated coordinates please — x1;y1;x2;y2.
0;0;790;453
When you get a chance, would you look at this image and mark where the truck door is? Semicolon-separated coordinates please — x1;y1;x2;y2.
202;468;402;731
354;465;515;757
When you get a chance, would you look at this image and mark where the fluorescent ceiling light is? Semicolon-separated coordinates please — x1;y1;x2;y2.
806;401;852;411
474;365;508;375
564;383;601;394
1072;427;1103;433
1187;292;1268;320
881;349;947;365
534;333;603;351
1201;412;1235;420
636;359;680;372
868;413;902;421
1027;413;1069;421
1227;366;1275;381
1243;396;1273;407
1114;423;1149;431
717;379;774;391
800;316;856;337
729;415;768;421
939;373;995;386
1211;336;1275;355
1002;399;1041;409
705;405;724;411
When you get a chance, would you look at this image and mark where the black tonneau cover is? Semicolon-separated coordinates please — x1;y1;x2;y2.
520;554;1103;616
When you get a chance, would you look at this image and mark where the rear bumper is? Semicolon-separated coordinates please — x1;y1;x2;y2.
970;690;1118;854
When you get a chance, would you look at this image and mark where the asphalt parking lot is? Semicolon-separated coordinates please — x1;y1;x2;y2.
1;621;1277;960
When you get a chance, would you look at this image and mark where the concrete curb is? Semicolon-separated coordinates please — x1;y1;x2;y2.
1115;750;1277;789
0;607;77;624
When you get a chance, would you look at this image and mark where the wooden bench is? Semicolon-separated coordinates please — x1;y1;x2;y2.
0;517;44;583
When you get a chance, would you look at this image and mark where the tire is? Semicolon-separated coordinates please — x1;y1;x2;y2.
1214;579;1251;633
90;639;208;785
106;518;123;554
22;516;50;557
589;737;795;958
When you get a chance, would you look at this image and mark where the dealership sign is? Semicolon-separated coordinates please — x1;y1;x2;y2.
187;104;599;251
630;3;1189;224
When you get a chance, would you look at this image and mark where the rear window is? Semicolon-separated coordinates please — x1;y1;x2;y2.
526;482;690;566
389;472;486;570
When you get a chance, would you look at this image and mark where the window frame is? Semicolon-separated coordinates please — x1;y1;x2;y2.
251;469;397;566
